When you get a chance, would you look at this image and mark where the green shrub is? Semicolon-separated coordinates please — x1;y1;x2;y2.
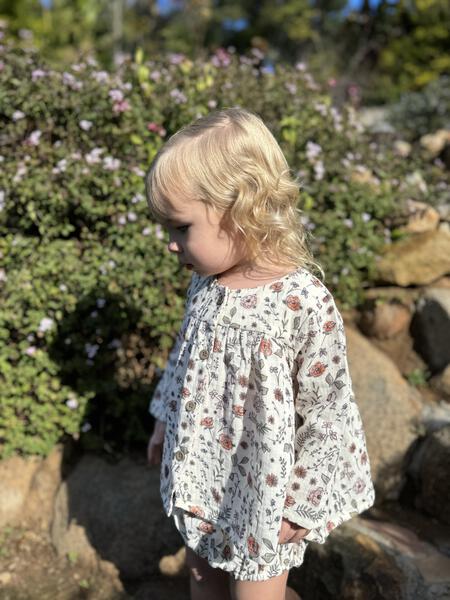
1;35;448;457
389;76;450;141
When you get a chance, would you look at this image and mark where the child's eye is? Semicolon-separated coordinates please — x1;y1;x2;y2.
177;225;189;232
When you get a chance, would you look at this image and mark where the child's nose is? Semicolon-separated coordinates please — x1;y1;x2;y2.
168;240;181;253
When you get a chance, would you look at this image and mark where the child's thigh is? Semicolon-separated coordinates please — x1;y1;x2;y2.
185;545;229;586
229;569;289;600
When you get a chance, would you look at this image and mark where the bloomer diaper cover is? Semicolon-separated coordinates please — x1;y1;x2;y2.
172;507;308;582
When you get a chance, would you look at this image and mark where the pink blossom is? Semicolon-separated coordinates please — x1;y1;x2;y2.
103;156;121;171
169;53;185;65
62;72;82;90
85;147;104;165
306;141;322;162
32;69;47;81
92;70;109;83
131;166;145;177
211;48;231;68
25;130;42;146
147;122;166;137
12;110;25;121
109;89;124;102
169;88;187;104
113;100;130;114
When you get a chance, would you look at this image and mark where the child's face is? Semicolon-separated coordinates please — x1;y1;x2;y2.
161;195;246;277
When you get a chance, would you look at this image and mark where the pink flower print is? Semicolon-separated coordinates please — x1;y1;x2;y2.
200;417;214;428
238;375;249;387
270;281;283;292
259;338;272;357
232;405;245;417
247;535;259;558
213;338;222;352
181;387;191;397
326;521;336;532
349;442;356;453
274;388;283;401
308;361;327;377
241;294;257;309
294;465;307;479
198;521;215;534
284;495;295;508
266;473;278;487
322;294;331;303
312;278;322;287
307;487;324;507
361;452;368;465
353;478;366;494
219;433;233;450
286;295;302;311
211;488;222;504
332;355;341;364
323;320;336;333
189;505;205;518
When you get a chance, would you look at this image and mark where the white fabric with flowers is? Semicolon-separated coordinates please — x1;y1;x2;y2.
150;267;375;566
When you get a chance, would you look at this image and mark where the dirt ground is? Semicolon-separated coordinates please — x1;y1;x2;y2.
0;527;190;600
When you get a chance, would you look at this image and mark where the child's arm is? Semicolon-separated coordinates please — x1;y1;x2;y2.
283;293;374;544
279;517;310;544
147;419;166;465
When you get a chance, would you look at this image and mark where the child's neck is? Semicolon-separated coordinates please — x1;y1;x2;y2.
216;261;297;287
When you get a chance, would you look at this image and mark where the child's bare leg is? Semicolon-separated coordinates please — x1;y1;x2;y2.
185;546;230;600
286;585;302;600
229;570;290;600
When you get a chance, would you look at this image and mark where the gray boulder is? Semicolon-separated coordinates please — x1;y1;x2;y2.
51;455;182;580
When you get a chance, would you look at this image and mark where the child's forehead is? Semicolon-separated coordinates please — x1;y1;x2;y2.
160;194;197;222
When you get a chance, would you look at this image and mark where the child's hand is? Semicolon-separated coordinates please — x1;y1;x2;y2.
147;419;166;466
279;517;311;544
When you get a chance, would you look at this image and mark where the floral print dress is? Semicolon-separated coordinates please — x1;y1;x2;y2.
149;267;375;580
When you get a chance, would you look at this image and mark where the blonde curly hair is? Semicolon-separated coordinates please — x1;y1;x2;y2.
145;107;324;278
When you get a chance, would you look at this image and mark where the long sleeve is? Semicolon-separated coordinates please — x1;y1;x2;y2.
149;273;198;423
148;328;184;423
283;294;375;544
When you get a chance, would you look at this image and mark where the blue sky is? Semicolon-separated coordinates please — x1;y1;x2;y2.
40;0;381;14
158;0;381;14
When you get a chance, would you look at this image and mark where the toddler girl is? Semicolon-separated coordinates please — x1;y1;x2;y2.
145;107;375;600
